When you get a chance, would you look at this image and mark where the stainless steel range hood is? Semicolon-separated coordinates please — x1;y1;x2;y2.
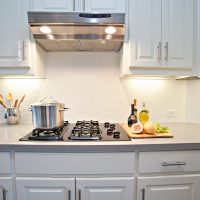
28;12;125;52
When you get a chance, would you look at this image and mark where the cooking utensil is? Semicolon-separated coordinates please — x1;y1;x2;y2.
7;93;13;107
5;107;20;125
0;95;6;108
18;94;25;107
0;99;6;108
14;99;18;107
0;94;4;102
0;94;6;108
29;97;69;130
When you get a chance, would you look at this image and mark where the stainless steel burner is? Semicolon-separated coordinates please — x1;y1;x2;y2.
19;121;131;141
69;120;101;140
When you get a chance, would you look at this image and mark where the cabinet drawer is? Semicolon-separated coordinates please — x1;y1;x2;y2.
139;151;200;173
15;152;135;175
0;152;11;174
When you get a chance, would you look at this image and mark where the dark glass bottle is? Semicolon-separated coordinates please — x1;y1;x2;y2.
128;99;138;127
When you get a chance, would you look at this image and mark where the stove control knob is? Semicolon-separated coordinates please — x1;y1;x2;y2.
107;129;113;135
110;124;115;130
113;131;120;139
104;122;110;128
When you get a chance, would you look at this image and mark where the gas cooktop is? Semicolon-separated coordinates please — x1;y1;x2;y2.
19;120;130;142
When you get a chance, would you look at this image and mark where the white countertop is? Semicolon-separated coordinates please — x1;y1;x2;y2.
1;122;200;152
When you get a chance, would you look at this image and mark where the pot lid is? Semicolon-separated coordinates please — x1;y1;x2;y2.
32;96;64;106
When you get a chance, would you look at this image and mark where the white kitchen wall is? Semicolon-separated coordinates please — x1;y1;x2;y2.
186;80;200;123
0;52;187;123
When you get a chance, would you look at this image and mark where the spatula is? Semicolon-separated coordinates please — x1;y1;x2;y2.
7;93;13;107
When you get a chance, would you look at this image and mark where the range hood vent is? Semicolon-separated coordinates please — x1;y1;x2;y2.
28;12;125;52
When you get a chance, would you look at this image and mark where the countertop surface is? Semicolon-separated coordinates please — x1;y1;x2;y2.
1;122;200;152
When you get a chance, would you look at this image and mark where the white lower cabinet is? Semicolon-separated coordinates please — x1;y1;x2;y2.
77;177;134;200
16;177;134;200
137;175;200;200
137;151;200;200
13;151;200;200
0;177;14;200
16;177;75;200
15;152;135;200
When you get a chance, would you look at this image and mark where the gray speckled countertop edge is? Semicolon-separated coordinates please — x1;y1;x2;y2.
1;143;200;152
1;122;200;152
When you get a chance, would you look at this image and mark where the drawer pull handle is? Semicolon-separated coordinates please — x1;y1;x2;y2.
78;189;81;200
162;161;186;167
22;40;26;61
142;188;145;200
68;190;71;200
3;189;7;200
164;42;168;61
157;42;162;61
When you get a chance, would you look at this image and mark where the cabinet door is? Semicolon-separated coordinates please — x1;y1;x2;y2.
0;177;14;200
0;0;27;67
84;0;126;13
76;177;134;200
16;177;75;200
162;0;194;68
31;0;75;11
0;0;45;77
138;175;200;200
130;0;162;68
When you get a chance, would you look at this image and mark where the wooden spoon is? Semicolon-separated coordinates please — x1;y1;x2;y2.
18;94;25;107
7;93;13;107
0;97;6;108
0;94;6;106
14;99;18;108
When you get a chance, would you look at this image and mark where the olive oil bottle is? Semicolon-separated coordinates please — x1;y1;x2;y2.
128;99;138;127
139;102;149;124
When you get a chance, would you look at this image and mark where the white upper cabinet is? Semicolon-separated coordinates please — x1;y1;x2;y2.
84;0;126;13
129;0;194;70
130;0;162;68
0;0;45;77
0;0;27;67
31;0;126;13
162;0;194;68
31;0;75;11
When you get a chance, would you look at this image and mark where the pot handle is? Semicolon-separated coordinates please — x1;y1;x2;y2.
28;108;32;111
59;108;69;112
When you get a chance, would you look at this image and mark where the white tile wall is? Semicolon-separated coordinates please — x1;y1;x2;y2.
0;52;187;123
186;80;200;123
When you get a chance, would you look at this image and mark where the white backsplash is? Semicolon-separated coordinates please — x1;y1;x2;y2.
0;52;187;123
186;80;200;123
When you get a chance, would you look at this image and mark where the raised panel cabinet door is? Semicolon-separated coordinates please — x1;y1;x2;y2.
31;0;75;11
130;0;162;68
16;177;75;200
0;0;27;67
0;177;14;200
84;0;126;13
138;175;200;200
76;177;134;200
162;0;194;68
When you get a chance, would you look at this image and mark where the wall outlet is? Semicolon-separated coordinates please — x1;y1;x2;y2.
166;109;177;118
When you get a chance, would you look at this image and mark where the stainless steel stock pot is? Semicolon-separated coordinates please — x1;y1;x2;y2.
29;97;68;129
